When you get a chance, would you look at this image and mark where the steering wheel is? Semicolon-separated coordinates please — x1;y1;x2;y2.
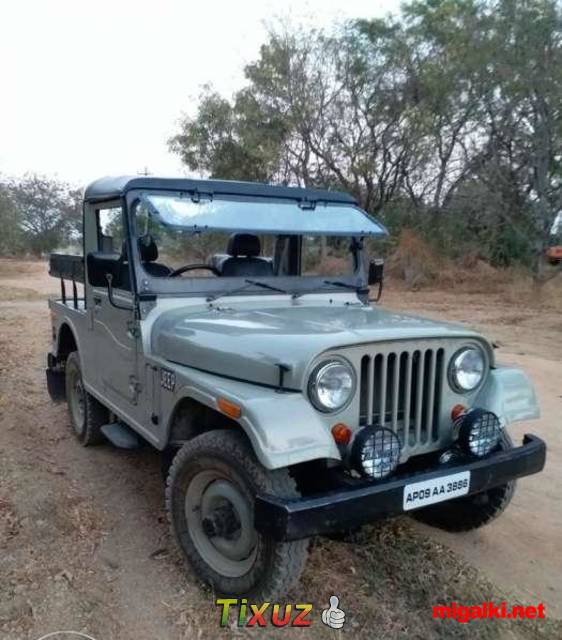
167;263;220;278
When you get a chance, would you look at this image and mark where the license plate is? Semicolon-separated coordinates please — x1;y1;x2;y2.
403;471;471;511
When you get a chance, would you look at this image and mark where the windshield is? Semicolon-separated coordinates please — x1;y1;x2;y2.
140;193;386;236
126;192;382;297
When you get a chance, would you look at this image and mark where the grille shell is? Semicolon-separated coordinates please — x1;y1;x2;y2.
317;339;490;461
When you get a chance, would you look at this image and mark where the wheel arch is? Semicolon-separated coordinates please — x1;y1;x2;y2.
162;370;341;470
56;321;80;363
166;395;243;447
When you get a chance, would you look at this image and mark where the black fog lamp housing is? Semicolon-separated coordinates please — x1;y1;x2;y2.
457;408;501;457
351;426;401;479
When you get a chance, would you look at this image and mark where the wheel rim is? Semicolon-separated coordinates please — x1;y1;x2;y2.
185;470;258;578
69;369;86;436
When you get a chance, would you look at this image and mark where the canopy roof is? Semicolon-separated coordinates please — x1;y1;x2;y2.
84;175;357;205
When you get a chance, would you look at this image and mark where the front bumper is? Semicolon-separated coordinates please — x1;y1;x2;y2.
254;434;546;541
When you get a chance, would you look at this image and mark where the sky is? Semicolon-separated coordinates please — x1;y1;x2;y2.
0;0;399;186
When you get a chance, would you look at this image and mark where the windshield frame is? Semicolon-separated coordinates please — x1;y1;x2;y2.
125;188;378;299
139;191;387;237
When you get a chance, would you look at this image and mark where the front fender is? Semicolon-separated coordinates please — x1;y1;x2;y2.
169;364;341;470
475;366;540;426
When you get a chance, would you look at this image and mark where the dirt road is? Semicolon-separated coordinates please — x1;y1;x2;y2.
387;287;562;617
1;260;560;639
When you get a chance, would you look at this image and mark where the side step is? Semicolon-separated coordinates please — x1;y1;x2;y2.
101;422;142;450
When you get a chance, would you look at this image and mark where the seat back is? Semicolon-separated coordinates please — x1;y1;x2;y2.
137;234;172;277
215;234;273;277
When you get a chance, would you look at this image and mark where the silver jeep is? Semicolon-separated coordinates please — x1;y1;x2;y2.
46;176;546;599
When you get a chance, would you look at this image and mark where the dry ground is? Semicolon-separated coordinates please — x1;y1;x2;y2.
0;258;561;640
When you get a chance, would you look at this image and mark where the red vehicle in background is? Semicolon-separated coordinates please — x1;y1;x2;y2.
546;243;562;265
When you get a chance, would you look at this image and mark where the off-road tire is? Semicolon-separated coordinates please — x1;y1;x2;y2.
412;431;516;532
160;445;180;481
65;351;108;446
166;429;309;599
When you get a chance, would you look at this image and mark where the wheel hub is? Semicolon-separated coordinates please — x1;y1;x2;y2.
185;472;258;577
201;503;240;538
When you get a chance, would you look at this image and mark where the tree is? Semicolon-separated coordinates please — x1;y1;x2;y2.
169;1;562;275
9;174;82;256
0;179;24;255
168;85;286;182
61;186;84;244
479;0;562;276
169;27;415;209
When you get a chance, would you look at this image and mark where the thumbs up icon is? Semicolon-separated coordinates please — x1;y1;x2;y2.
321;595;346;629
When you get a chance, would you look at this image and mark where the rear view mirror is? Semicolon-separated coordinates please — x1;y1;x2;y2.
368;259;384;286
368;259;384;302
86;252;122;288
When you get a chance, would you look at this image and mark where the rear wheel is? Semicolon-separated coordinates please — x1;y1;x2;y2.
65;351;108;446
412;431;516;532
166;430;308;599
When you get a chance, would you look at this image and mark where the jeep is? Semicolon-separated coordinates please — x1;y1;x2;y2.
46;176;546;598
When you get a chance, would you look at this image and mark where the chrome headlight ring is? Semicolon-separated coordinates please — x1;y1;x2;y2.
308;357;356;413
448;346;486;393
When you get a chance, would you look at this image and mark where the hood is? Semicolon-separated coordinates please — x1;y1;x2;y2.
150;300;483;389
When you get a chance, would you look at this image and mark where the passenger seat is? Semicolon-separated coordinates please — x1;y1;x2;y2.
212;234;273;277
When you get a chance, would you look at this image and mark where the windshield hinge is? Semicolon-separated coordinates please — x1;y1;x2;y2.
189;189;212;203
299;198;316;210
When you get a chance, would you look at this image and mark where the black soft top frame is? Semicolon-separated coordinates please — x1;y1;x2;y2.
84;176;357;206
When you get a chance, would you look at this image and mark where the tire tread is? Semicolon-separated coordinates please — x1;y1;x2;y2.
165;429;308;599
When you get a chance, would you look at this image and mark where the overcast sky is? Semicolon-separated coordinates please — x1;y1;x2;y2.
0;0;399;186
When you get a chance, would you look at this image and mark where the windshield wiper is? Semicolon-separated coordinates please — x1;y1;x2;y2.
244;279;291;294
323;279;365;293
246;279;306;299
206;281;256;303
207;279;299;303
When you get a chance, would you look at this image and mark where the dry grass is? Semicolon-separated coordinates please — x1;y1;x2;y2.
158;520;562;638
0;258;45;278
386;231;562;313
291;522;560;639
167;520;562;638
0;285;44;301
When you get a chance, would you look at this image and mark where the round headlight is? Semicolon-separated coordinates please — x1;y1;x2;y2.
308;359;356;413
351;426;402;479
458;408;501;457
449;347;485;392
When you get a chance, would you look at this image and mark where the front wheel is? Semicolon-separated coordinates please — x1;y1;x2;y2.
412;431;516;532
165;430;308;599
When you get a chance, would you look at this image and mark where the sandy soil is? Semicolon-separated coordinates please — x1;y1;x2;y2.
0;258;560;639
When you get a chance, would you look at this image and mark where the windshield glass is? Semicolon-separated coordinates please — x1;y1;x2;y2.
140;193;386;236
126;192;381;297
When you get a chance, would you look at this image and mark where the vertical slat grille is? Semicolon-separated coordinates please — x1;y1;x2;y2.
360;347;445;452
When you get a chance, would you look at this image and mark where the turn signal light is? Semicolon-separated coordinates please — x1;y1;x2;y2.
217;397;242;419
331;423;352;445
451;404;467;422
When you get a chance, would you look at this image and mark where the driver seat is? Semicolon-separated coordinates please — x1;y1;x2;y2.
137;235;172;277
213;234;273;277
